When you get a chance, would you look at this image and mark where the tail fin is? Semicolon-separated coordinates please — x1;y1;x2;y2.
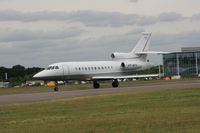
131;32;152;54
110;32;153;60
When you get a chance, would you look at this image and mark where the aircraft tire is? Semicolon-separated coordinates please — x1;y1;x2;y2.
112;80;119;88
54;86;59;91
93;82;100;89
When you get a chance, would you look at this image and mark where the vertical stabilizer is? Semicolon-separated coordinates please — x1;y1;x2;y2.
110;32;152;60
131;32;152;54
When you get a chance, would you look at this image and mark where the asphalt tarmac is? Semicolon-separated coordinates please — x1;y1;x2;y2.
0;80;200;105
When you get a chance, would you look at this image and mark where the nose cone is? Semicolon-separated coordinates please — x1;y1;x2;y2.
33;71;44;80
33;73;38;78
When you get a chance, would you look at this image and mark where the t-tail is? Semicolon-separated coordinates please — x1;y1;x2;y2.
111;32;152;61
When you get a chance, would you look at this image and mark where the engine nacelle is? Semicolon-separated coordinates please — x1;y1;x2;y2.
120;61;142;70
111;52;132;59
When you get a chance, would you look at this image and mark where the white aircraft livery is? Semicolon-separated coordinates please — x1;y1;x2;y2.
34;32;163;91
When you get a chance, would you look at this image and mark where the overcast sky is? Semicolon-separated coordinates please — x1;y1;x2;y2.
0;0;200;67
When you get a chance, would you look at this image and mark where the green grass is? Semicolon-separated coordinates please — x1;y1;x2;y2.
0;88;200;133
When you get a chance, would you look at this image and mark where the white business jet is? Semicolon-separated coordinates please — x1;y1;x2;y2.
34;32;164;91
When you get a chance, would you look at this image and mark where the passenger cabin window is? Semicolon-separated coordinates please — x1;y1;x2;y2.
73;66;117;71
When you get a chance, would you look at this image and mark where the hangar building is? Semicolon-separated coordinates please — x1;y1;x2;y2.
163;47;200;77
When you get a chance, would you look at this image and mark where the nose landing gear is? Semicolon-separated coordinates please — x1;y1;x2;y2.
54;81;59;91
54;86;59;91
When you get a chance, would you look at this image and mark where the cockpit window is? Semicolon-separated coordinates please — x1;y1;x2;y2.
51;66;55;70
47;66;52;70
47;66;59;70
55;66;59;69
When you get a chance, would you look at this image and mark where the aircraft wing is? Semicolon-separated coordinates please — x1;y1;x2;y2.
92;74;160;80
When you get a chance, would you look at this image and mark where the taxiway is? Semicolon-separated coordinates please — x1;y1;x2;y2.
0;80;200;105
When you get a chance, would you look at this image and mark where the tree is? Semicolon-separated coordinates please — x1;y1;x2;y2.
0;65;44;86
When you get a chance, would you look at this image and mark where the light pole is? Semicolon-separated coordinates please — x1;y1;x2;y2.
5;72;8;81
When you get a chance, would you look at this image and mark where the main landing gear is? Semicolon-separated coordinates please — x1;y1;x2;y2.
93;81;100;89
112;79;119;88
93;80;119;89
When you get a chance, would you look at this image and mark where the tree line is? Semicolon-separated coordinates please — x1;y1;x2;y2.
0;65;44;86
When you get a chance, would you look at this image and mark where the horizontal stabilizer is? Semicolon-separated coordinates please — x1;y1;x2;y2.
135;51;170;55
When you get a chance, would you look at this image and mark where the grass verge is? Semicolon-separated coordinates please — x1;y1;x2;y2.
0;88;200;133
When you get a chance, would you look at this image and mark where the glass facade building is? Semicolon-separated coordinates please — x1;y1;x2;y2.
163;52;200;76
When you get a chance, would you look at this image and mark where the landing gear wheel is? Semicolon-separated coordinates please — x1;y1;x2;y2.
93;82;100;89
54;86;59;91
112;80;119;88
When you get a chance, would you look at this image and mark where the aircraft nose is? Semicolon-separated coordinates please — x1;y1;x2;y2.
33;72;43;79
33;73;38;78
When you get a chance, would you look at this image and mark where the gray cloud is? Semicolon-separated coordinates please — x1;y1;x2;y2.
126;28;145;35
0;10;188;27
0;10;199;67
0;10;68;21
129;0;139;3
0;28;83;42
1;30;200;67
158;12;184;22
69;11;157;27
151;31;200;52
0;33;141;67
191;13;200;21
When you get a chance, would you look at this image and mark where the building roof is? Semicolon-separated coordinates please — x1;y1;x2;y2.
182;47;200;52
